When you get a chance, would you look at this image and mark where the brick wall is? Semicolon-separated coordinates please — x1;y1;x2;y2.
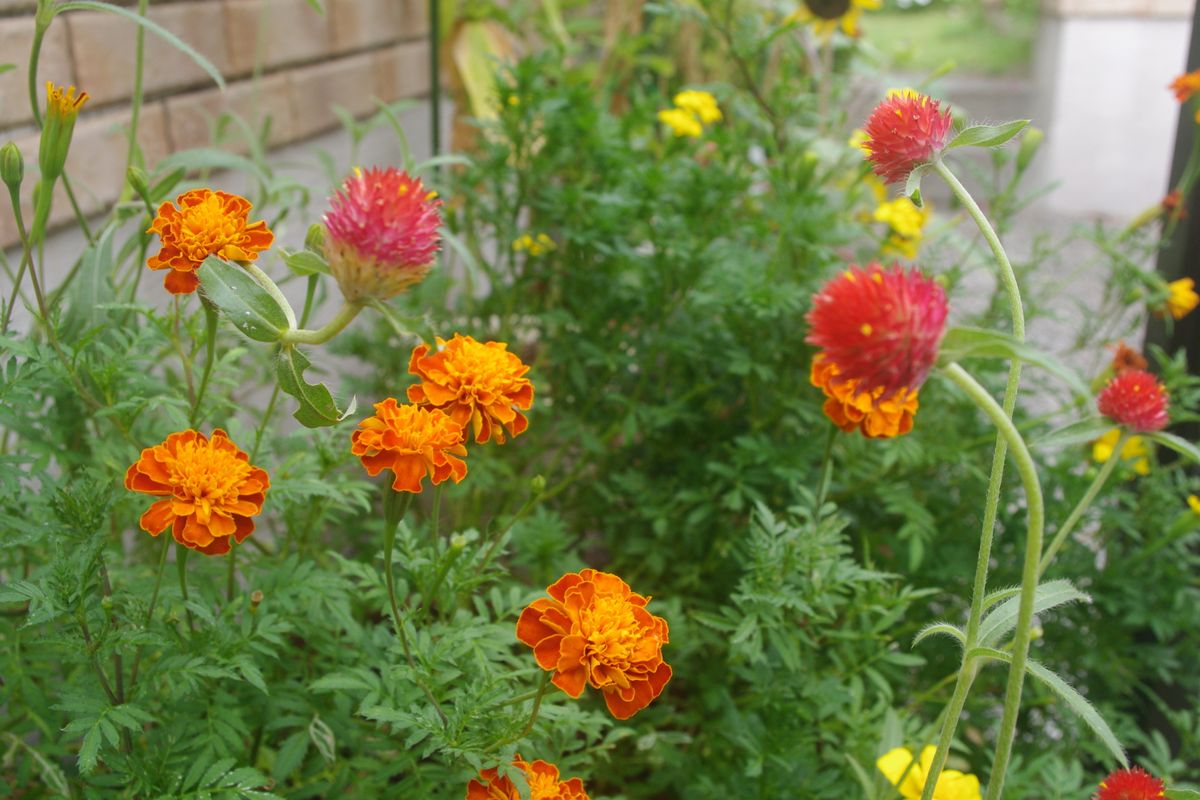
0;0;432;247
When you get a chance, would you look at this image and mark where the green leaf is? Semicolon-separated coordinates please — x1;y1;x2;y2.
279;248;330;277
947;120;1030;150
1145;431;1200;465
939;327;1091;399
197;255;291;343
276;345;356;428
978;578;1088;647
54;2;225;90
981;585;1021;610
1032;417;1114;451
912;622;965;649
1166;789;1200;800
272;731;310;782
905;164;929;206
1023;659;1127;767
0;64;14;76
155;148;268;183
78;725;102;774
62;225;116;338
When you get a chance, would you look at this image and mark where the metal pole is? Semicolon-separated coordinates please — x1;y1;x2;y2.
429;0;442;159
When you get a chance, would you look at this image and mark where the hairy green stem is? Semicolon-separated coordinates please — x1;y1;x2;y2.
279;301;362;345
124;0;149;177
942;363;1044;800
1037;433;1125;577
243;262;298;329
920;158;1028;800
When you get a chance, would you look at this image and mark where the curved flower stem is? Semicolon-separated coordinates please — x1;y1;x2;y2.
177;547;195;632
382;488;449;726
942;363;1045;800
242;262;298;329
473;486;543;577
225;545;237;603
920;158;1028;800
279;300;362;346
813;425;837;523
1037;433;1126;577
515;670;552;742
189;303;219;427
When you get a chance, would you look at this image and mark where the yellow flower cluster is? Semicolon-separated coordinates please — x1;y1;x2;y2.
1164;277;1199;320
512;233;556;256
877;746;982;800
657;90;722;138
1092;429;1151;476
874;196;931;260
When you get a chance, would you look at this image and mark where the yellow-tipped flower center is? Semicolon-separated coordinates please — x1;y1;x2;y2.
46;82;88;120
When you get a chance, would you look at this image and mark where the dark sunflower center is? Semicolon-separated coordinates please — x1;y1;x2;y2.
805;0;851;18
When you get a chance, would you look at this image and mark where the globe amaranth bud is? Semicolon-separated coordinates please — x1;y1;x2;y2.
38;82;88;180
1;141;23;191
322;166;442;303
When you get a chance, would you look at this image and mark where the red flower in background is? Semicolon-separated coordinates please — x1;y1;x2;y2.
1097;369;1170;433
805;263;948;399
861;90;954;183
1092;766;1166;800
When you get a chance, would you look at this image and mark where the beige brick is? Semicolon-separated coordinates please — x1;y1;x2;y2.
225;0;331;75
3;102;170;247
286;52;375;139
373;40;430;103
328;0;404;52
165;72;295;152
65;2;233;107
0;17;74;129
398;0;429;38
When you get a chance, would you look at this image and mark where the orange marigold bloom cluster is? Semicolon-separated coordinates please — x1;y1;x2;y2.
811;353;918;439
1092;766;1166;800
125;429;269;556
1170;69;1200;102
351;398;468;493
147;189;274;295
517;569;671;720
1108;341;1148;375
467;758;589;800
408;334;534;444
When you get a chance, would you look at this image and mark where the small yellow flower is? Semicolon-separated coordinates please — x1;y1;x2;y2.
849;128;871;155
1188;494;1200;515
1165;277;1199;320
512;233;556;257
657;107;703;138
877;746;981;800
1092;428;1151;476
39;82;88;180
875;197;931;260
673;90;722;124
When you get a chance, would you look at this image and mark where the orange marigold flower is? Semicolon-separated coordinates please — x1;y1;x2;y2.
350;398;468;493
467;757;589;800
811;353;918;438
861;91;953;184
407;334;534;444
146;189;274;295
806;263;948;398
517;569;671;720
124;429;269;556
323;166;442;302
1107;341;1148;375
1170;69;1200;102
1092;766;1166;800
1097;369;1170;433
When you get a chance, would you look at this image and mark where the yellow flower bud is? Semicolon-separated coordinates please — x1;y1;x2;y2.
38;82;88;180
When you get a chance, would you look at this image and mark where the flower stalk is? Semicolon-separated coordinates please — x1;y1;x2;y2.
1037;433;1126;577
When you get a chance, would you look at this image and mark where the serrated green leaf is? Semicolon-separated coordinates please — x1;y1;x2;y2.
979;579;1088;647
276;345;356;428
197;256;291;343
1024;659;1126;767
279;248;330;277
939;327;1090;399
78;725;102;774
1145;431;1200;465
947;120;1030;150
272;731;310;782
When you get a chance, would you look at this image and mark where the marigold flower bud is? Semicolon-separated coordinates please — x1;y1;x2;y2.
1097;369;1170;433
39;82;87;180
0;141;23;191
323;166;442;303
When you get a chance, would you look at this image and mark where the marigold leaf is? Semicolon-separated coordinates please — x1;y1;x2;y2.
77;725;102;774
947;120;1030;150
1145;431;1200;465
197;256;290;343
978;579;1088;647
275;345;356;428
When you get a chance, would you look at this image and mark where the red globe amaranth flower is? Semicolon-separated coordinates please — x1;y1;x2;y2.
805;263;949;398
323;166;442;302
862;91;954;184
1097;369;1170;433
1092;766;1166;800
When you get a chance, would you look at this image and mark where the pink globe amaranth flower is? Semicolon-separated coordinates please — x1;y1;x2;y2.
1097;369;1170;433
323;166;442;302
805;263;949;398
862;91;954;184
1092;766;1166;800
